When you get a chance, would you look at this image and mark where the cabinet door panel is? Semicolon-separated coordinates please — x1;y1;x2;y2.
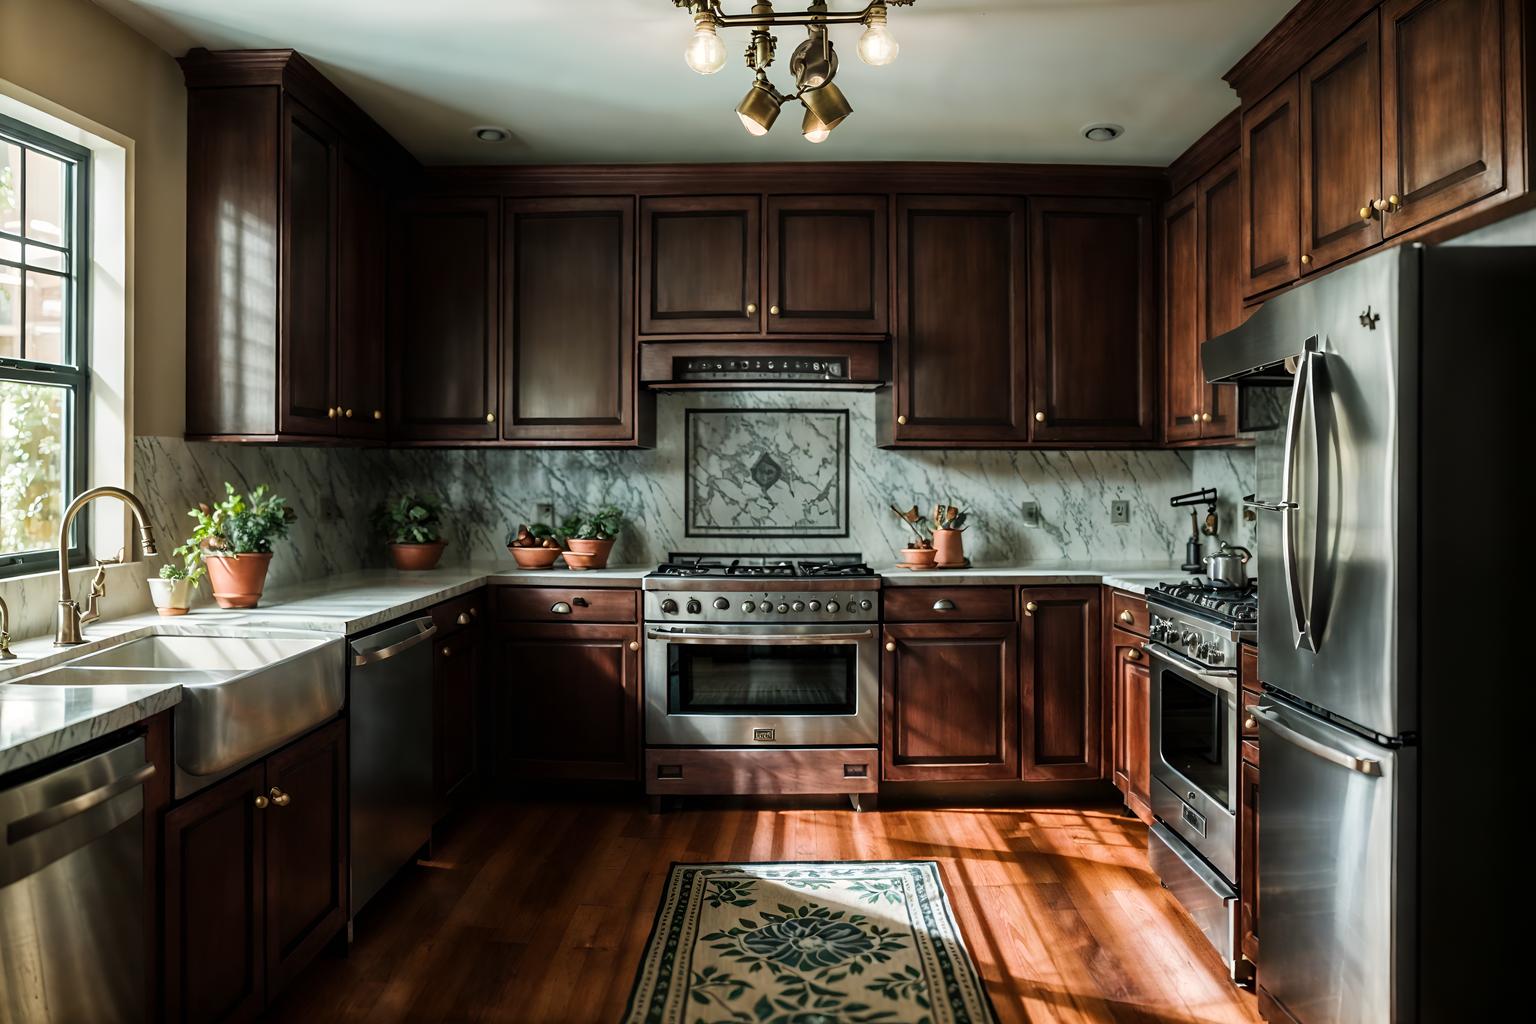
1240;758;1261;965
494;623;640;780
1029;198;1156;443
163;764;266;1024
393;197;500;440
882;621;1018;782
279;100;336;436
264;720;347;999
641;196;760;334
337;147;387;437
1301;12;1383;270
1109;629;1152;824
1381;0;1507;235
1020;587;1102;781
766;196;887;334
893;196;1028;443
1242;78;1303;296
503;198;635;441
1163;185;1203;443
436;625;481;817
1200;152;1243;439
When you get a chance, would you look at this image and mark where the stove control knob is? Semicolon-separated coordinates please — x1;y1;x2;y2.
1207;646;1225;665
776;603;790;614
661;599;678;614
760;604;773;616
859;599;873;611
826;600;841;613
713;597;730;610
791;601;806;612
741;601;756;613
808;600;822;612
1182;630;1198;646
686;599;702;614
1197;642;1214;660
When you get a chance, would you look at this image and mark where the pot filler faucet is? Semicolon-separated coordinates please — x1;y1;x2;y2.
55;486;158;646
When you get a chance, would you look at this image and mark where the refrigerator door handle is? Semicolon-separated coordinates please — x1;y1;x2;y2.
1251;706;1381;776
1301;349;1336;654
1280;340;1320;653
1242;494;1297;513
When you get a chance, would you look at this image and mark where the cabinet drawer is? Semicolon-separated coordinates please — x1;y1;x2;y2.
1240;643;1260;694
493;586;638;623
431;591;483;638
883;586;1013;622
1242;739;1260;768
645;748;877;796
1110;590;1149;637
1241;689;1261;741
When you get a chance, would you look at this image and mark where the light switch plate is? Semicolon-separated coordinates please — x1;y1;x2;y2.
534;501;555;527
1110;499;1130;525
1021;501;1041;528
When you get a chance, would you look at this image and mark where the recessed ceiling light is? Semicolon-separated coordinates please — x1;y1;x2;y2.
473;126;511;143
1082;123;1124;142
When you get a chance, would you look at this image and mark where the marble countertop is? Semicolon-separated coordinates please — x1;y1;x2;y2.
873;565;1179;595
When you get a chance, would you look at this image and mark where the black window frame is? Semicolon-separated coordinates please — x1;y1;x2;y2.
0;111;91;579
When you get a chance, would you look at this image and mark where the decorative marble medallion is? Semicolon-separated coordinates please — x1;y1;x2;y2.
684;408;850;537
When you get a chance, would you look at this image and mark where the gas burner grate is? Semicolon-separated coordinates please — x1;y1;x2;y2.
726;560;798;577
1153;578;1259;623
798;560;876;578
654;559;728;577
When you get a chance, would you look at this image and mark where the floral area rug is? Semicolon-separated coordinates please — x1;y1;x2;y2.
621;861;998;1024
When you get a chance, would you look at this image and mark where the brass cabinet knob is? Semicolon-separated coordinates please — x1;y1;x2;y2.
1125;648;1142;661
1388;194;1401;208
269;787;290;807
1244;715;1258;731
344;408;354;419
1201;412;1212;423
457;611;472;626
628;640;640;652
326;406;337;419
1373;198;1390;212
1301;254;1312;265
1118;609;1134;625
373;409;383;421
1034;411;1046;423
885;641;896;653
469;607;478;618
485;412;496;424
770;304;780;315
896;415;908;426
551;601;572;615
1025;601;1038;616
1360;205;1372;221
441;646;452;658
746;303;757;314
254;794;269;809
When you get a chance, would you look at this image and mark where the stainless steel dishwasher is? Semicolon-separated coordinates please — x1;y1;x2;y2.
1;736;155;1023
348;615;437;924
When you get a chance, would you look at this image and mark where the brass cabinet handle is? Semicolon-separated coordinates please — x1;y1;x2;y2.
1024;601;1038;616
344;408;354;419
373;409;383;421
769;304;780;315
485;412;496;424
1125;648;1142;661
269;787;290;807
1372;198;1389;212
254;794;269;809
1388;194;1401;209
1301;254;1312;265
551;601;572;615
326;407;337;419
1244;715;1258;731
457;611;472;626
1034;411;1046;423
469;607;478;618
1201;412;1212;423
441;645;452;658
932;599;955;612
628;640;640;652
746;302;757;314
1360;204;1372;222
896;415;908;426
884;641;896;652
1118;609;1134;625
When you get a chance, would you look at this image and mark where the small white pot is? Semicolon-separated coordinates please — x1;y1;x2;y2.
148;577;193;616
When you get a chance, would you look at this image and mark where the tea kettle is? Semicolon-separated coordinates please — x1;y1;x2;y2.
1204;542;1252;588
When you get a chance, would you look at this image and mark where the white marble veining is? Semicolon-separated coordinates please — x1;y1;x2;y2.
686;408;848;536
0;677;184;774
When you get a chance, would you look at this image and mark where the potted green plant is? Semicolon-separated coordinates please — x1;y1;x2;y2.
506;522;561;569
373;494;448;571
889;504;937;569
149;542;204;616
930;501;971;568
186;483;295;608
560;505;623;570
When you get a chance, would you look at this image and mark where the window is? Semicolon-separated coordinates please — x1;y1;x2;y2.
1;113;89;577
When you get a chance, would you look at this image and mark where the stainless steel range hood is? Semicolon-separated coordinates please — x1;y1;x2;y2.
639;341;887;391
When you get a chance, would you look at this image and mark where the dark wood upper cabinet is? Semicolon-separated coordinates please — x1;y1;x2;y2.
640;195;761;334
1200;152;1243;440
1028;198;1157;444
279;99;338;437
1381;0;1508;235
1019;587;1102;782
1300;12;1383;271
1163;185;1203;444
765;195;888;334
881;621;1019;783
502;197;650;445
1242;77;1303;297
392;196;500;442
889;196;1029;445
336;147;388;437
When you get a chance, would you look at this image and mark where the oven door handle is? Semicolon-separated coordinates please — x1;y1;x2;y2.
1142;643;1238;695
645;629;874;645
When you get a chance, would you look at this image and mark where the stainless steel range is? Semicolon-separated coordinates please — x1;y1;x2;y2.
1144;578;1256;982
642;557;880;749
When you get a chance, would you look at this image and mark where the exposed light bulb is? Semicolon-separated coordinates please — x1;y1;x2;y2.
738;112;771;137
804;123;831;144
857;19;899;66
684;19;728;75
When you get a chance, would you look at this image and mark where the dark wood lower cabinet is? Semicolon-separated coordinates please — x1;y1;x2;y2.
1109;627;1152;823
881;621;1019;782
161;721;346;1024
1240;754;1261;967
1019;587;1103;781
435;619;482;817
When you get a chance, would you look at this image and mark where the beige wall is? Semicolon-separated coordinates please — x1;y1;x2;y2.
1;0;186;436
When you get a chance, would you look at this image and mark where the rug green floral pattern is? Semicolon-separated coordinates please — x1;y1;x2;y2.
622;862;997;1024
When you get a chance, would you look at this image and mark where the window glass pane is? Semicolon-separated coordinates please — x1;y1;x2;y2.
24;149;66;245
0;142;19;237
0;268;18;359
24;270;65;363
24;243;64;273
0;380;68;556
0;236;17;262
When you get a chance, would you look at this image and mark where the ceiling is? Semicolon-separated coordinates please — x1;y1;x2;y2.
91;0;1292;166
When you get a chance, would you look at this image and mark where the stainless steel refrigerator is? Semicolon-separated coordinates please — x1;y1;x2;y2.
1203;217;1527;1024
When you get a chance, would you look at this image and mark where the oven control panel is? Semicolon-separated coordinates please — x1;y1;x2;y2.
645;590;879;624
1147;610;1236;667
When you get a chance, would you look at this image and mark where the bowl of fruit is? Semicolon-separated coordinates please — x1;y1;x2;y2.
507;523;562;569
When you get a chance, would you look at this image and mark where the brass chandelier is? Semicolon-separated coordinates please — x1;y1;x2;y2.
673;1;915;143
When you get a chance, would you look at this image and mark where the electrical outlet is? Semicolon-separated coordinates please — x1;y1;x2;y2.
1110;499;1130;525
534;501;555;527
1020;501;1041;528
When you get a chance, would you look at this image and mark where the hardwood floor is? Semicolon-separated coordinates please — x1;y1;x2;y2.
269;797;1260;1024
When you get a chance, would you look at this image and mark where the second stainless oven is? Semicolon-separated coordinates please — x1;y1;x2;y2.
644;622;880;747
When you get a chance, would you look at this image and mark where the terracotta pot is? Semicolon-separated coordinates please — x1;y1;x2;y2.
509;545;561;569
148;577;192;616
204;553;272;609
899;547;938;569
932;529;966;568
388;541;447;571
561;550;603;571
564;537;615;570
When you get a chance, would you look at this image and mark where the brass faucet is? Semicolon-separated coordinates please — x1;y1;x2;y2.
56;486;158;646
0;596;14;660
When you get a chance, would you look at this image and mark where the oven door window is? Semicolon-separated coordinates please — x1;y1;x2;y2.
668;642;857;716
1160;668;1230;805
